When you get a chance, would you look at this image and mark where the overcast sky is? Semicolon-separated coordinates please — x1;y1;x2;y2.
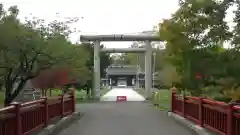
2;0;180;48
1;0;236;48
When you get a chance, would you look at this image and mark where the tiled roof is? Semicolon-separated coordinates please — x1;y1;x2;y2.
106;66;144;75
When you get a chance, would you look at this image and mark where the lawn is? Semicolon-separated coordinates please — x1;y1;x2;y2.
134;88;146;96
156;89;171;105
0;88;171;107
0;89;103;106
50;89;88;99
100;87;110;96
0;91;4;105
133;88;171;110
49;88;110;103
152;89;171;111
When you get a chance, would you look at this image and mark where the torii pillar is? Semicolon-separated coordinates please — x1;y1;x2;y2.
144;40;152;98
94;40;101;99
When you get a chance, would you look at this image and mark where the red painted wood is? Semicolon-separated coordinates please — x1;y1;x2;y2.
0;91;75;135
171;87;240;135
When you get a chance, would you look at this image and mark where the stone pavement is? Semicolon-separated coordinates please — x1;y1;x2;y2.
58;102;197;135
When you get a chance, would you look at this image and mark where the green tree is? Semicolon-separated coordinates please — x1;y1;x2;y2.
81;43;112;98
121;53;144;69
0;5;89;105
232;0;240;48
159;0;233;95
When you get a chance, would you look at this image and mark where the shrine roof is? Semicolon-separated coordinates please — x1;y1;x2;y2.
105;65;143;75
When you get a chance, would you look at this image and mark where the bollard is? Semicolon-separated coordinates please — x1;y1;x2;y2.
152;92;158;107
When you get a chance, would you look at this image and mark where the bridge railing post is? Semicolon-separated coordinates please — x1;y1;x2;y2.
182;91;186;118
60;94;64;118
171;87;177;112
70;88;76;112
11;102;21;135
227;103;233;135
41;97;48;127
199;97;203;127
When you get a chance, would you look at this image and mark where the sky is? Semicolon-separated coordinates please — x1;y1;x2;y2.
2;0;179;48
1;0;236;49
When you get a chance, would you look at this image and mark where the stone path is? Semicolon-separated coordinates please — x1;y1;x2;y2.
58;102;196;135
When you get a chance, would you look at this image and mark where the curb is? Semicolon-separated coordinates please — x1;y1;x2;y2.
167;112;216;135
36;112;82;135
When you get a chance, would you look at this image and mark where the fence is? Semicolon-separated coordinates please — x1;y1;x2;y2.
171;92;240;135
0;90;76;135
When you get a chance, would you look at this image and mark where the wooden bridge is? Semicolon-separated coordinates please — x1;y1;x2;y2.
0;88;240;135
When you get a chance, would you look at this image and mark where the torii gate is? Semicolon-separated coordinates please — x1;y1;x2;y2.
80;35;162;99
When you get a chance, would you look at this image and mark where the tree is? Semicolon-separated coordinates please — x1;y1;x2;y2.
0;4;89;105
232;0;240;48
31;68;72;96
120;53;144;69
158;0;234;95
157;64;181;88
81;43;112;98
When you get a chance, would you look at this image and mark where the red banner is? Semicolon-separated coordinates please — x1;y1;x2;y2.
116;96;127;101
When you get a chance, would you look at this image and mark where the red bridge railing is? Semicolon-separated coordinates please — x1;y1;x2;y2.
0;90;76;135
171;92;240;135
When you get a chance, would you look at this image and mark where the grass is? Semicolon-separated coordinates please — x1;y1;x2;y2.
0;88;171;107
152;89;171;111
157;89;171;105
0;89;106;106
51;90;90;101
100;88;110;96
0;91;4;105
134;88;147;96
50;88;110;103
133;88;171;110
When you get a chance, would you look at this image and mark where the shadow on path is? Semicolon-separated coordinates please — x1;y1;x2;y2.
58;102;197;135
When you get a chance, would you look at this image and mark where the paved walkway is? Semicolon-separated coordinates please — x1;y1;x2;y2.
58;102;196;135
101;88;145;101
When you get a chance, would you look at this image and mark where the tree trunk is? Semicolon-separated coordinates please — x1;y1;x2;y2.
91;89;94;99
86;88;90;99
4;78;27;106
4;96;14;107
4;80;14;106
41;89;44;97
44;89;47;96
49;89;52;96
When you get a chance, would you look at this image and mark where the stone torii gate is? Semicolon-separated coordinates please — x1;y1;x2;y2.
80;35;162;99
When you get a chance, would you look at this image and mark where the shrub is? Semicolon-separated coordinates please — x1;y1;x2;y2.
213;96;232;103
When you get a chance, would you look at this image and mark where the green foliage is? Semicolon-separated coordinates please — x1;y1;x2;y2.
0;4;93;105
82;43;111;78
81;43;111;98
158;0;240;100
232;0;240;48
214;96;232;103
151;89;171;110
